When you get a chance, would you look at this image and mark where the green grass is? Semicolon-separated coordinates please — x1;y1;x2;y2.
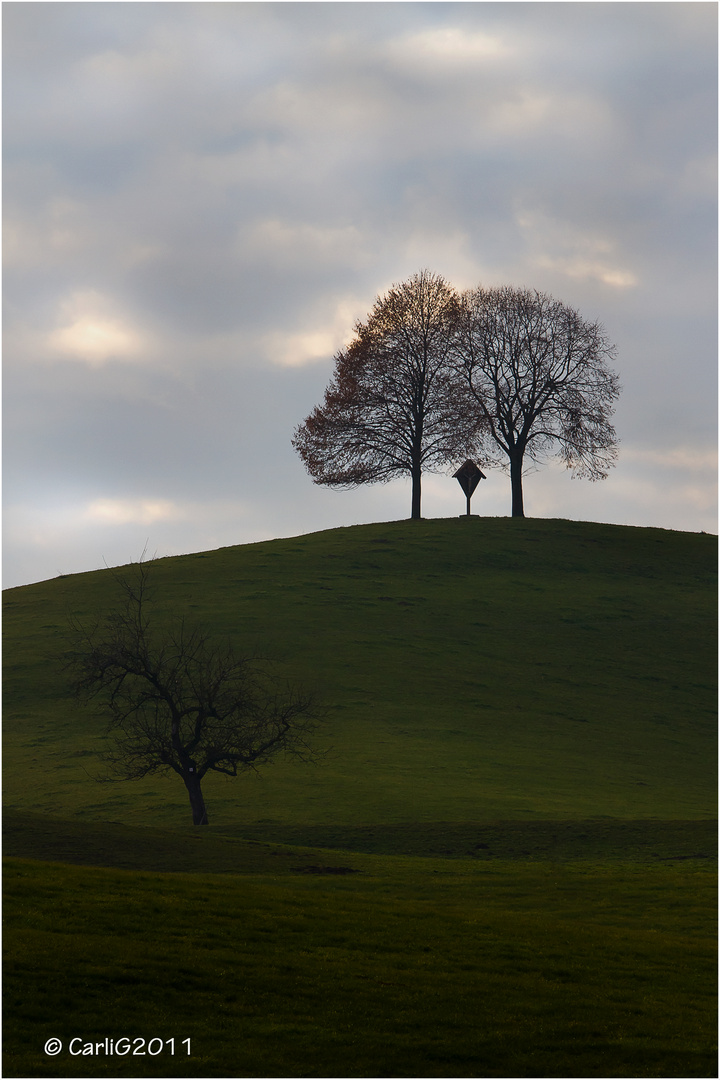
4;856;716;1078
3;517;717;1077
3;517;717;829
3;808;716;869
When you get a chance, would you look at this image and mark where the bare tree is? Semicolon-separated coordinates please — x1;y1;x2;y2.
454;286;621;517
69;563;322;825
292;270;480;520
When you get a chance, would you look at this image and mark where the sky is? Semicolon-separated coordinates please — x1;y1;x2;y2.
4;1;717;588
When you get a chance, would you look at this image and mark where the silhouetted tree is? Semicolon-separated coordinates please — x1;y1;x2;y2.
292;270;480;519
69;563;322;825
454;286;620;517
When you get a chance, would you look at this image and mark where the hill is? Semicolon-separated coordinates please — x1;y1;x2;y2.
3;516;716;840
3;516;717;1079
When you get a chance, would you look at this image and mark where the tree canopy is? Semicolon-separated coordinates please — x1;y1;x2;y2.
453;286;620;516
293;271;620;519
292;270;480;519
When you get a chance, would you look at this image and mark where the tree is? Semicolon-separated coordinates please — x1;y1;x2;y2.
292;270;480;519
454;286;620;517
69;563;322;825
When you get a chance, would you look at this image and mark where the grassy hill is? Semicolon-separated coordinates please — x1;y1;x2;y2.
3;517;717;1078
3;516;716;835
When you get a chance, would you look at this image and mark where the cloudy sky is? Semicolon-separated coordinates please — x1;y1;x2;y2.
4;2;717;588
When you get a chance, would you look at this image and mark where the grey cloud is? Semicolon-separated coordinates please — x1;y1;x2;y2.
3;2;716;586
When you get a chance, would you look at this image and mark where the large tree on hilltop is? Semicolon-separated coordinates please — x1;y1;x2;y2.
454;285;621;517
68;562;322;825
292;270;481;519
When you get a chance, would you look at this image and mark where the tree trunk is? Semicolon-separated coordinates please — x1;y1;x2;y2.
410;460;422;520
510;452;525;518
184;770;209;826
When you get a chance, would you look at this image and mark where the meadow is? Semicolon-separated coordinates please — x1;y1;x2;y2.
3;516;717;1077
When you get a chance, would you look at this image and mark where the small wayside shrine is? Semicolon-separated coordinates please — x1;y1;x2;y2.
453;460;486;516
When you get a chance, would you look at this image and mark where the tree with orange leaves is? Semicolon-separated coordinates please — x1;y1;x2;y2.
292;270;480;519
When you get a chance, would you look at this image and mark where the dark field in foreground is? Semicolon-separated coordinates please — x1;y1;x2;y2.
4;854;716;1079
3;808;717;871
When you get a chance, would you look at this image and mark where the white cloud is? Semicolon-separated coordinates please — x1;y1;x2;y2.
240;219;368;269
84;498;181;526
262;296;368;367
524;455;717;531
385;26;513;72
247;78;385;143
678;153;718;200
46;291;148;365
3;195;95;270
541;261;637;289
516;209;638;289
48;318;142;365
397;228;487;292
442;83;614;151
621;445;718;472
